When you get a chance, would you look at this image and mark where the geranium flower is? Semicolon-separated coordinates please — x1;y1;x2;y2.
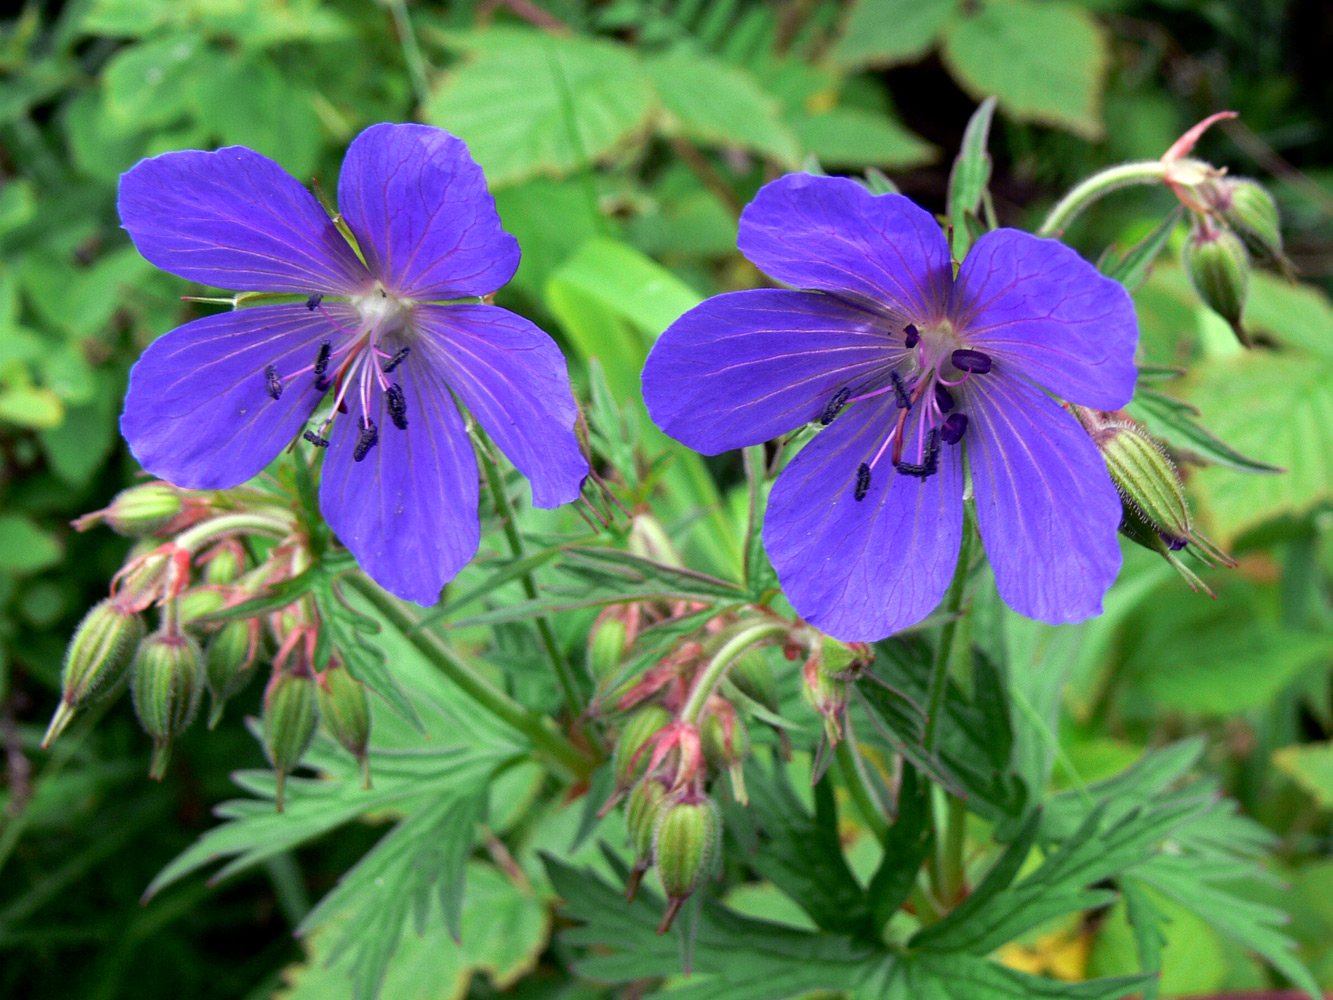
118;124;588;604
642;174;1137;640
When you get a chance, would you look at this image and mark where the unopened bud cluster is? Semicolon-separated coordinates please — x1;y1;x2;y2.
590;566;867;932
48;479;374;803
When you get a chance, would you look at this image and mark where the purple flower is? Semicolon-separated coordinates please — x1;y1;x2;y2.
118;124;588;604
642;174;1137;641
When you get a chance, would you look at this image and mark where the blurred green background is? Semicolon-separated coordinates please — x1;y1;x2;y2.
2;0;1333;997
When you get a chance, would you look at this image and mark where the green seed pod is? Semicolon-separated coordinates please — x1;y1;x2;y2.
204;619;258;728
130;630;204;780
612;703;670;789
317;663;372;788
177;587;226;624
727;649;779;713
44;599;147;747
100;483;184;537
1182;224;1250;335
626;776;669;864
1218;178;1282;258
1095;419;1193;545
202;545;245;586
653;794;722;932
264;671;319;812
587;614;628;688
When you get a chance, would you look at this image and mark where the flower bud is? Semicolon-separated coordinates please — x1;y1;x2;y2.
130;629;204;780
317;663;372;788
1215;177;1282;258
1182;224;1250;340
177;587;226;624
44;599;147;747
201;541;245;586
587;612;628;690
727;649;779;714
204;618;259;728
1094;418;1192;545
701;704;749;805
653;793;722;932
111;543;191;613
612;703;671;790
264;670;318;812
624;775;669;900
73;482;184;537
803;656;849;744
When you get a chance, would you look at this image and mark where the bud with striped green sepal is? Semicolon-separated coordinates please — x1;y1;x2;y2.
1075;408;1235;593
44;599;147;748
727;649;779;714
73;482;184;537
586;609;629;696
624;776;669;901
652;792;722;933
263;669;318;812
204;618;259;728
612;703;671;791
201;540;246;586
1182;221;1251;344
130;626;204;780
1212;177;1283;261
701;700;749;805
317;661;372;788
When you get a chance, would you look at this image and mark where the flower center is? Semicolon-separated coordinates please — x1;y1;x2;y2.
816;321;992;500
261;285;416;461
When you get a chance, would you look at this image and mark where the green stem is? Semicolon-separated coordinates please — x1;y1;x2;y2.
741;445;765;589
680;621;788;725
477;441;584;720
933;792;967;907
833;730;888;842
174;512;294;551
923;523;976;754
386;0;432;108
346;575;591;781
1036;160;1171;238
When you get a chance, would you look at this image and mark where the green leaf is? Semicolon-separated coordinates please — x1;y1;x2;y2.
492;178;603;300
830;0;959;68
645;48;800;165
1100;208;1183;293
1119;879;1166;1000
1128;384;1283;474
0;514;62;575
726;765;875;938
190;53;321;178
912;796;1207;955
294;791;487;999
546;852;876;997
278;863;549;1000
941;0;1109;139
145;739;497;899
1182;352;1333;541
557;545;747;603
867;764;931;929
0;384;63;429
787;107;935;169
947;96;997;257
38;372;119;487
864;952;1150;1000
101;33;209;131
424;28;656;188
313;577;425;734
1273;741;1333;811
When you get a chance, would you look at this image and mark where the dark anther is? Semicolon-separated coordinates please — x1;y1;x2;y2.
934;384;955;413
313;340;332;377
306;293;323;311
265;365;283;400
353;419;379;462
820;387;851;425
386;384;408;430
302;430;329;448
890;370;911;409
941;413;968;445
379;288;387;298
903;323;920;348
383;346;410;373
315;375;332;393
854;462;871;501
950;349;992;374
896;429;940;478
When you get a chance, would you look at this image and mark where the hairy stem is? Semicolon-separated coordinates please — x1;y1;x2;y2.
1036;160;1171;238
346;575;592;780
680;621;789;725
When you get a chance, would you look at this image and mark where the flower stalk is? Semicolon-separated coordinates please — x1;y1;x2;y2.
1036;160;1172;237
